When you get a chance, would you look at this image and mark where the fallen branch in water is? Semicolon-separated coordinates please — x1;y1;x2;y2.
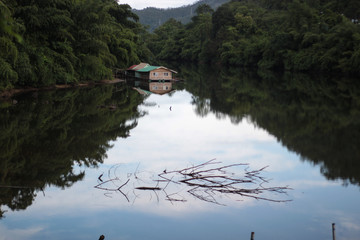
135;187;161;191
158;159;291;204
94;159;292;205
94;178;130;202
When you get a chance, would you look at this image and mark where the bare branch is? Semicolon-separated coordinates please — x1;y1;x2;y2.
135;187;161;191
94;160;292;205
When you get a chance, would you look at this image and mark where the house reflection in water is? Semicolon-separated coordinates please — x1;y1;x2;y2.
149;82;172;94
133;80;173;95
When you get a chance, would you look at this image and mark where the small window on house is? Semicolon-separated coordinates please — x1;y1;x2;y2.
164;72;169;76
153;72;158;76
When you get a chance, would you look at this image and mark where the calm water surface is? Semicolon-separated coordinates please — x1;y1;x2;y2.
1;68;360;240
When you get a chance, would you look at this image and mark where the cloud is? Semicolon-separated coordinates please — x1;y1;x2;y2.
288;179;339;190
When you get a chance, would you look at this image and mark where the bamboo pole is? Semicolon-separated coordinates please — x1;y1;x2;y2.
332;223;336;240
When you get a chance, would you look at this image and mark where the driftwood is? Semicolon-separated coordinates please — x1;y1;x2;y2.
94;159;291;205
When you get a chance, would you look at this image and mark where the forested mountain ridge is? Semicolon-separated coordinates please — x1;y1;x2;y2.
133;0;230;31
147;0;360;75
0;0;151;91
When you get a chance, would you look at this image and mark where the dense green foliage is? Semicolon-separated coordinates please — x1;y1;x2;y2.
181;65;360;187
133;0;229;32
0;0;150;90
2;0;359;88
0;83;145;218
146;4;214;63
149;0;360;75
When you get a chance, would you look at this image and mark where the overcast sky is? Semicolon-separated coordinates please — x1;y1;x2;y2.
122;0;198;10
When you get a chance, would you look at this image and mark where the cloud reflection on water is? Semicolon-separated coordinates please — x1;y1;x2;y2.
12;90;294;219
0;225;43;240
106;91;290;172
2;90;360;240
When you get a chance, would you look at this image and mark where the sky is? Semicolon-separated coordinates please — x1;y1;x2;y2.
122;0;198;10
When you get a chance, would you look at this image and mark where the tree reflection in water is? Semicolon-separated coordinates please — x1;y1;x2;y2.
179;65;360;187
0;83;145;218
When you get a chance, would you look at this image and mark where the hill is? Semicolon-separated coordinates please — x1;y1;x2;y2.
133;0;230;31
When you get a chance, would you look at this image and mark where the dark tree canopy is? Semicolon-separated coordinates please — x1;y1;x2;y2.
195;3;214;15
0;0;150;90
147;0;360;76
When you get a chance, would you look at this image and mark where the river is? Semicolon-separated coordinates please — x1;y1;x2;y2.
0;66;359;240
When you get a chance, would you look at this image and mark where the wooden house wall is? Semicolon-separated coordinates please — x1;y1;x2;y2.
149;69;173;80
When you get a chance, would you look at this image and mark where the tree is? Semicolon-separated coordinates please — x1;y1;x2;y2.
0;0;148;90
147;18;184;60
0;0;21;89
195;3;214;15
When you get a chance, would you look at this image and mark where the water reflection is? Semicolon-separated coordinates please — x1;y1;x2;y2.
132;80;174;95
0;83;145;218
1;68;358;219
0;71;359;239
180;65;360;187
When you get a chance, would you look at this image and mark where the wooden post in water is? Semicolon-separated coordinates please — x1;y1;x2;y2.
250;232;255;240
332;223;336;240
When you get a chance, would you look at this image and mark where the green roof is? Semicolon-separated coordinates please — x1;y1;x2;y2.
136;66;160;72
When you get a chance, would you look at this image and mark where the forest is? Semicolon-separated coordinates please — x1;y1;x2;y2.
1;0;360;91
0;0;151;90
147;0;360;75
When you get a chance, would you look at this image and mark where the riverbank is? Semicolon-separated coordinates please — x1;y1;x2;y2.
0;79;125;99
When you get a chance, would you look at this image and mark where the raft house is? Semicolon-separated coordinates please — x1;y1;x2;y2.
125;63;178;82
